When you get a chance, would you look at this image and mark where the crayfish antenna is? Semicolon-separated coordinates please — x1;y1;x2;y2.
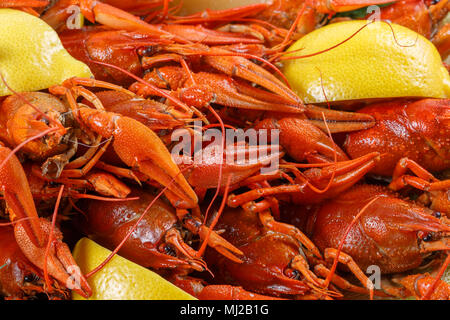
197;175;234;259
279;21;376;62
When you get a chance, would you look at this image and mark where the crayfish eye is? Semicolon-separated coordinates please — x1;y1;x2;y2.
40;117;50;126
139;47;154;56
418;231;433;242
163;245;177;257
23;273;39;283
434;212;441;218
284;268;300;280
422;233;433;242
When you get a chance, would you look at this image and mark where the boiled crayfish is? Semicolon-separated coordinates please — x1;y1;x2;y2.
0;0;449;301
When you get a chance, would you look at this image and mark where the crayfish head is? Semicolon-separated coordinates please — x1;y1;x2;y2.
363;193;450;254
418;213;450;256
2;92;70;160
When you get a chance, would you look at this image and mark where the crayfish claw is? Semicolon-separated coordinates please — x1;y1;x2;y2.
14;218;92;298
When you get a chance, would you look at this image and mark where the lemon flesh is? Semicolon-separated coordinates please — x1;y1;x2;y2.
0;9;92;96
283;20;450;103
72;238;196;300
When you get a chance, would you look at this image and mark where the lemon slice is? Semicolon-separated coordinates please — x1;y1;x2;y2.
283;20;450;103
72;238;196;300
0;9;92;96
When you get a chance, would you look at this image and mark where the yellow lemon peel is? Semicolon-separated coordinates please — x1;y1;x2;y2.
72;238;197;300
0;9;92;96
283;20;450;103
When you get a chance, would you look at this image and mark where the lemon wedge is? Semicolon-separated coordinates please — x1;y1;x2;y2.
0;9;92;96
283;20;450;103
72;238;196;300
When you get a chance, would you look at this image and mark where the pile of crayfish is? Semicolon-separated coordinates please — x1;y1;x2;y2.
0;0;449;300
